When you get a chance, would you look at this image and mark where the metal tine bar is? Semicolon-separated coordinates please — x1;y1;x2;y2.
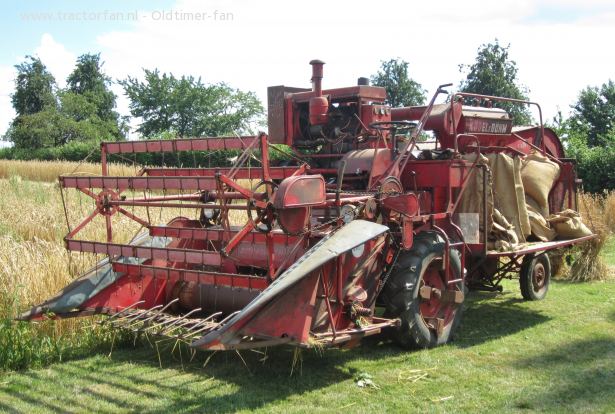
156;308;203;335
110;306;160;327
178;311;232;339
160;310;219;333
174;312;224;339
181;320;220;338
105;300;145;322
121;298;180;330
139;298;180;325
150;307;202;334
114;303;167;329
217;310;240;327
185;311;222;328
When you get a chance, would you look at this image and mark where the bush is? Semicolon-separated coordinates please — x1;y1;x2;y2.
570;145;615;193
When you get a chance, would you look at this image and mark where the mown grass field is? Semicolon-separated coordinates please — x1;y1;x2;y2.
0;278;614;413
0;160;614;413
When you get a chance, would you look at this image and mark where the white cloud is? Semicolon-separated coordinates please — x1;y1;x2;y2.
95;0;615;124
34;33;75;88
0;65;16;139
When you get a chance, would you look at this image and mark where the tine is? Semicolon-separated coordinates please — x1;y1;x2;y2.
170;313;212;331
114;305;163;328
174;314;222;339
124;299;179;330
159;308;203;335
178;311;222;330
218;310;240;326
150;307;201;333
141;299;179;325
159;309;203;333
183;321;219;338
110;308;151;327
105;300;145;322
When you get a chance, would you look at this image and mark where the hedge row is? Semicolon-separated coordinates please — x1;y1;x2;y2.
572;146;615;193
1;141;612;193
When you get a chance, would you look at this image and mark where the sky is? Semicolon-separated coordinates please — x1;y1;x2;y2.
1;0;614;143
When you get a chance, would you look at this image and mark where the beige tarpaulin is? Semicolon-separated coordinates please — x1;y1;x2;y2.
527;202;557;242
521;152;560;217
456;150;589;250
458;153;493;242
486;153;531;243
548;209;593;239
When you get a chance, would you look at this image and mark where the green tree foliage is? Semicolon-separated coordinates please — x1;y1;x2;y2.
459;41;532;125
120;70;264;138
568;80;615;147
370;59;425;107
11;56;57;116
66;53;122;126
6;54;126;149
550;81;615;193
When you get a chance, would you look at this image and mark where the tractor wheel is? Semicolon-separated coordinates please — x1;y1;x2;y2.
519;253;551;301
381;232;465;349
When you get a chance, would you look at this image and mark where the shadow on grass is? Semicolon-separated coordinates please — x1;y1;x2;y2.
513;337;615;410
2;341;401;413
453;291;551;348
0;292;556;412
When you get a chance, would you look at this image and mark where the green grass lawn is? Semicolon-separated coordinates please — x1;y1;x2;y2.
1;278;614;414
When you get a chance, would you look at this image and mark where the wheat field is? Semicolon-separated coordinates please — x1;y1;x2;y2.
0;159;136;182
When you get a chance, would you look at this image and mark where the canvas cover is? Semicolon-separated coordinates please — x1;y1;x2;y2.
457;150;590;251
521;152;560;217
548;209;593;239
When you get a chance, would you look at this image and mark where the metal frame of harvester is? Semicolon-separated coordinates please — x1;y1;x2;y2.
21;60;595;351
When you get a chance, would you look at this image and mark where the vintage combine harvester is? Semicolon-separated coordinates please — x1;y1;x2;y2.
22;60;595;350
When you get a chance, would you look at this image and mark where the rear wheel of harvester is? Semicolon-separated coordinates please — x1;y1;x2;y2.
519;253;551;301
381;232;465;349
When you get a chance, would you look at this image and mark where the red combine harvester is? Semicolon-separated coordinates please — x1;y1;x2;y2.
22;60;595;350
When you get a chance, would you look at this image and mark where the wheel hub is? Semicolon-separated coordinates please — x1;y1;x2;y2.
532;262;546;291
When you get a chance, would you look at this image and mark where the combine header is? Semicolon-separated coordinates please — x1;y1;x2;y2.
22;60;594;350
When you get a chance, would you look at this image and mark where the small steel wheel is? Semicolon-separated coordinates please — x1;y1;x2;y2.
520;253;551;301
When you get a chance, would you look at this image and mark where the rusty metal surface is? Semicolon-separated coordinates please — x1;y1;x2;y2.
103;136;258;154
191;219;389;349
24;59;589;352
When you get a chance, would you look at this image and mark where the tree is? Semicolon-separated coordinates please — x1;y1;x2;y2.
67;54;117;122
11;56;57;116
6;54;126;149
371;58;425;107
459;41;532;125
64;53;126;140
120;70;264;137
568;80;615;147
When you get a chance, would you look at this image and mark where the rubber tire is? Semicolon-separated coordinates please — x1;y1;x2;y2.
520;253;551;301
381;232;464;349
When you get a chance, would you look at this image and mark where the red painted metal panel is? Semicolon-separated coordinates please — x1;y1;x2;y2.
273;175;326;208
65;239;222;266
112;262;268;290
148;225;301;245
60;176;217;190
144;166;301;180
102;136;258;154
